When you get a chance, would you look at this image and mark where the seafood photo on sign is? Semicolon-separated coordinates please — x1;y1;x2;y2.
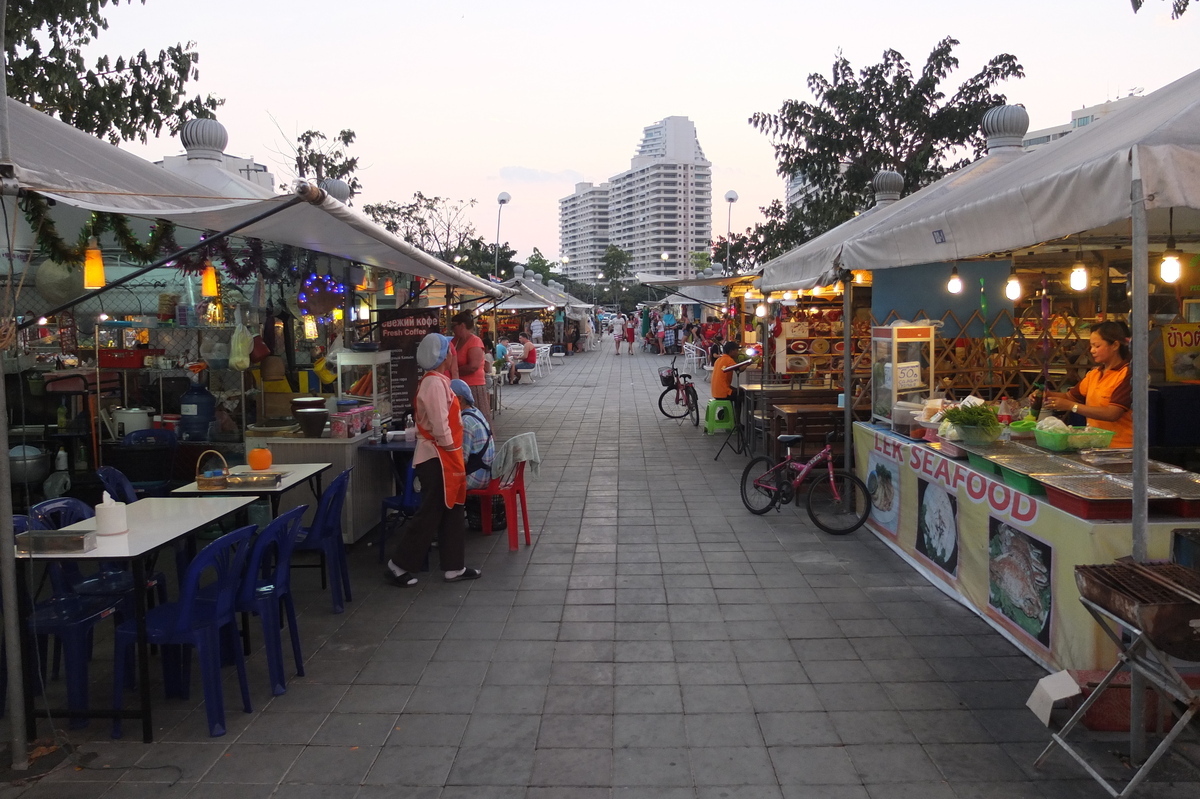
988;519;1053;647
915;477;959;576
865;452;898;536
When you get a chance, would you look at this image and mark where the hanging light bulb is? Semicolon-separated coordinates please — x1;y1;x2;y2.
744;287;753;299
1070;240;1089;291
782;290;795;302
201;262;218;297
97;312;110;322
812;285;823;297
755;302;767;318
1005;267;1021;301
1161;208;1183;283
946;265;962;294
83;236;106;290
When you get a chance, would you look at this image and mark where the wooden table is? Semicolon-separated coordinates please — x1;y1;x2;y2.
769;403;842;460
17;496;256;743
172;462;331;517
737;384;842;457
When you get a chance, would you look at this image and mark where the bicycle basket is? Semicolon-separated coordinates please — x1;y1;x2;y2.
658;367;675;388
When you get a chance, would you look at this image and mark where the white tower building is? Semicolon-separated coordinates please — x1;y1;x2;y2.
559;182;611;282
559;116;712;282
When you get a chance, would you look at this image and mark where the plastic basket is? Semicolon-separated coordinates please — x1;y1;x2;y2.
956;425;1003;446
658;367;675;388
195;449;230;490
1034;426;1116;452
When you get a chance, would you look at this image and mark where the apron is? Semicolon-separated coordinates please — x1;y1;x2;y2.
416;374;467;508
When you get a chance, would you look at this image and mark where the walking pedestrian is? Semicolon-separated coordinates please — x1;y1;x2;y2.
612;314;627;355
451;310;491;423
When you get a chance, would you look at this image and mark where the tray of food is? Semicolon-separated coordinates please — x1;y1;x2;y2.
1039;473;1175;500
1111;473;1200;517
987;455;1102;476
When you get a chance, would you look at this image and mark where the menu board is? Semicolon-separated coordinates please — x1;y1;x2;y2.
1162;323;1200;382
379;308;440;417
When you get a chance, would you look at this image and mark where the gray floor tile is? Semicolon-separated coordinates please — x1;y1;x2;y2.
537;714;612;748
387;713;469;746
844;743;943;783
460;714;541;748
364;745;457;785
685;712;765;747
769;746;860;784
282;744;380;784
611;747;692;786
529;747;613;786
690;746;776;786
613;713;688;748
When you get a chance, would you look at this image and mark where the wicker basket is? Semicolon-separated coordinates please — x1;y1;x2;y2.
658;367;675;388
195;449;230;490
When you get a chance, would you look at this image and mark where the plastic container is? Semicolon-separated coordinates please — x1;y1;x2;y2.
956;425;1003;446
998;466;1045;496
966;452;1002;475
1034;426;1116;452
331;412;352;439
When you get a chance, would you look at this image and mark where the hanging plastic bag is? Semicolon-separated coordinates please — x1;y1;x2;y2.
230;309;253;371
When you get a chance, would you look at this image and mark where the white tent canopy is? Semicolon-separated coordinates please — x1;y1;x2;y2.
6;99;508;298
842;69;1200;272
760;147;1025;292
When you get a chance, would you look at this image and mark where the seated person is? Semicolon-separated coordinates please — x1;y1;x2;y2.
712;341;749;414
708;335;725;365
509;333;537;384
451;379;494;489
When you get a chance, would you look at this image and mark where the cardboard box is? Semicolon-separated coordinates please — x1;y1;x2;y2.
1026;670;1081;726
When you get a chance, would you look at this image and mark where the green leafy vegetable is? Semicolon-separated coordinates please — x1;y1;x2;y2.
943;404;1001;434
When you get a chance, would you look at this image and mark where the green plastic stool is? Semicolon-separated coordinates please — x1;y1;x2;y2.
704;400;736;435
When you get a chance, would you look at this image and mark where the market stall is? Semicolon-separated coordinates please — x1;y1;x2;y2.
854;421;1180;672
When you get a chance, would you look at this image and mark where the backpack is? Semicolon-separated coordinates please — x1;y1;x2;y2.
462;407;492;475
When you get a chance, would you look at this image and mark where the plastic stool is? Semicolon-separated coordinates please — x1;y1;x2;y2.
704;400;736;435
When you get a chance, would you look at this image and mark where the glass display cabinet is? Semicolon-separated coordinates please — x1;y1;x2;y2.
871;324;936;428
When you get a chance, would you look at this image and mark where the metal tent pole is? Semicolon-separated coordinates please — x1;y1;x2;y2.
1129;148;1150;764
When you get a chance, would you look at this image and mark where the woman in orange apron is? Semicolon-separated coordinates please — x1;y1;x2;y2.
1044;320;1134;448
386;333;481;586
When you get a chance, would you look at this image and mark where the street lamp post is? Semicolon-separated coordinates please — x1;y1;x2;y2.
661;251;670;277
724;190;738;274
494;192;511;278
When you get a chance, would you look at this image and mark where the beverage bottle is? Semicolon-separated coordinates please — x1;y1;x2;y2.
57;399;68;431
996;396;1014;425
54;447;68;471
370;411;382;444
1029;383;1044;417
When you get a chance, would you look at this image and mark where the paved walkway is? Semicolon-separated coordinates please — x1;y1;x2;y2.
6;344;1199;797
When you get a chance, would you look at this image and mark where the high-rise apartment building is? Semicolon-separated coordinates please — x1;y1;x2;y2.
560;116;712;281
559;182;610;282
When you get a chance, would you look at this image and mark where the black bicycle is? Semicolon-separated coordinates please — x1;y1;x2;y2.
657;357;699;426
740;430;870;534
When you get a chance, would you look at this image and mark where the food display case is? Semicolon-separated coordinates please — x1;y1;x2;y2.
871;324;936;428
337;350;393;421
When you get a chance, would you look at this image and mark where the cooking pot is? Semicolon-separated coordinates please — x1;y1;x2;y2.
113;407;155;438
9;445;50;485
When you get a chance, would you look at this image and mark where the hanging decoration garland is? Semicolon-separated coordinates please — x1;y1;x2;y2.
20;192;177;264
298;272;345;320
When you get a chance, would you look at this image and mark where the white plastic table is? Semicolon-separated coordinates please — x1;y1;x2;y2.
17;495;256;742
171;462;331;517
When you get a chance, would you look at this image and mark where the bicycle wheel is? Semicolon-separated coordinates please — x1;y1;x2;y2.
658;386;689;418
806;469;871;535
686;385;700;427
740;456;782;514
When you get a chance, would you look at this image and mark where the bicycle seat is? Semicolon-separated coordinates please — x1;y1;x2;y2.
777;434;804;445
681;374;692;380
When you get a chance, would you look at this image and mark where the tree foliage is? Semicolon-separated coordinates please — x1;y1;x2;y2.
522;248;554;279
599;245;632;288
1131;0;1190;17
363;192;477;258
734;37;1023;265
286;129;362;201
4;0;222;143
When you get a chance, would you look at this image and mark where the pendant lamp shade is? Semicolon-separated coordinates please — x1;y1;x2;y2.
83;237;106;290
201;262;218;297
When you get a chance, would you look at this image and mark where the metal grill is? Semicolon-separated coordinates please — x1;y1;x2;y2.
1076;564;1199;606
1039;474;1176;500
988;454;1100;476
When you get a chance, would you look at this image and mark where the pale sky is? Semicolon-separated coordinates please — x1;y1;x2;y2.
98;0;1198;261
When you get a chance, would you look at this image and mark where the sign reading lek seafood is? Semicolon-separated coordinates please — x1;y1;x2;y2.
907;445;1039;526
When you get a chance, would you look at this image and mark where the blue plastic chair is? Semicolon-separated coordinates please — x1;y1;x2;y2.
236;506;308;695
96;466;138;503
115;429;178;497
97;466;190;583
112;525;256;739
377;456;420;561
14;513;121;729
292;468;353;613
31;497;168;610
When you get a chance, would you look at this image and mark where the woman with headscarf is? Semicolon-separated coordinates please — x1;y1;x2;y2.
385;333;481;586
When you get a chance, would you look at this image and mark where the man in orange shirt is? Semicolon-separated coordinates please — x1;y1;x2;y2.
712;341;747;402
